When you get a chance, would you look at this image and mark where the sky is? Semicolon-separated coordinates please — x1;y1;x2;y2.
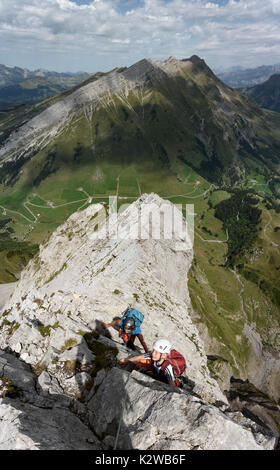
0;0;280;73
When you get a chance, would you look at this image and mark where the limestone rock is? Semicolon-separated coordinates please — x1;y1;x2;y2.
88;367;277;450
0;349;102;450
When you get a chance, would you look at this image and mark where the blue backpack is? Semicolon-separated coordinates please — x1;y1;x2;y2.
121;307;144;329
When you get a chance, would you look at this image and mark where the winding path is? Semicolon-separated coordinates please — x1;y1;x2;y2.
195;227;229;244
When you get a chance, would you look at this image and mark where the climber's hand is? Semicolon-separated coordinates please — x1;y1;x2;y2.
119;358;129;366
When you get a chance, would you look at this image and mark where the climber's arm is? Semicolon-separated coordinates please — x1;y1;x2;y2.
119;353;146;365
101;319;122;329
137;333;149;353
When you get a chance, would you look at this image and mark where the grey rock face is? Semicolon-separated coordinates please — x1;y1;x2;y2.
0;350;102;450
0;399;101;450
89;367;276;450
0;283;17;310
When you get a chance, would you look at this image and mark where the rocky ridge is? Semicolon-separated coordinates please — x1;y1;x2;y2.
0;193;278;449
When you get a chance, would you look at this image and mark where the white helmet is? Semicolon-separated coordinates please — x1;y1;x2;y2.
152;338;172;354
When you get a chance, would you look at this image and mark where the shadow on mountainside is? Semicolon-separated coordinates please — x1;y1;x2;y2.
95;317;145;354
95;317;122;340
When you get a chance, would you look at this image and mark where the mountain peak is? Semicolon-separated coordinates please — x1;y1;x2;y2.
122;58;157;81
184;54;214;74
188;54;204;63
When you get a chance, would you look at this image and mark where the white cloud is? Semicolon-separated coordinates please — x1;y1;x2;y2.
0;0;279;71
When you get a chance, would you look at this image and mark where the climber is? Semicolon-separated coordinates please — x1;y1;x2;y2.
101;308;149;353
119;338;186;387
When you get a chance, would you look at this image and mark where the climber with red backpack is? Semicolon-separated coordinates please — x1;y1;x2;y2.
101;307;149;353
119;338;186;387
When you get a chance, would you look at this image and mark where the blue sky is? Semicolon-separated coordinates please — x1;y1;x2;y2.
0;0;279;73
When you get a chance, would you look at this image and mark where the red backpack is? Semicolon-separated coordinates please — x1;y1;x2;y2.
161;349;186;377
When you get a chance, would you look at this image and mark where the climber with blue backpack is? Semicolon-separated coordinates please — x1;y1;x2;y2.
101;307;149;353
119;338;186;387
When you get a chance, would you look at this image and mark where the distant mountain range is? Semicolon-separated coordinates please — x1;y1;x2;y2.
241;74;280;113
0;64;91;110
217;63;280;88
0;64;90;87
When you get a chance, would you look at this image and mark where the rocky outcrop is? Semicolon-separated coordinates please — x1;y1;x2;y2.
241;323;280;404
0;194;278;449
0;349;102;450
88;366;276;450
226;377;280;437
